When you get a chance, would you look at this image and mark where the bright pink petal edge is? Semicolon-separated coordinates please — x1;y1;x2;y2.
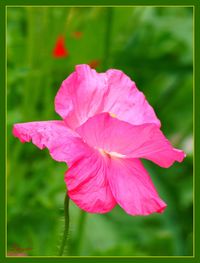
13;120;91;167
107;158;167;216
55;64;161;129
76;113;185;168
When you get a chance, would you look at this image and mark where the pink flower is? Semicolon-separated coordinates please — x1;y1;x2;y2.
13;64;185;216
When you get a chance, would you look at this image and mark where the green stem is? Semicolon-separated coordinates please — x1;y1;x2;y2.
59;193;70;256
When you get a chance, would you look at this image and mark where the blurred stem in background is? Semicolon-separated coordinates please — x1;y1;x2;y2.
59;193;70;256
102;7;113;70
75;210;87;255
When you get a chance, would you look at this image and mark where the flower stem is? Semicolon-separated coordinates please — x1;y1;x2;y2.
59;193;70;256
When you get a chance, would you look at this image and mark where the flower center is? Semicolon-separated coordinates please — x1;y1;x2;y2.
109;112;117;118
98;148;125;158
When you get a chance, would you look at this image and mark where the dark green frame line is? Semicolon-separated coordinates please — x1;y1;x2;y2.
0;2;6;263
194;1;200;262
1;0;200;6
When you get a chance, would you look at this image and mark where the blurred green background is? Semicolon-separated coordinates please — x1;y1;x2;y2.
7;6;193;256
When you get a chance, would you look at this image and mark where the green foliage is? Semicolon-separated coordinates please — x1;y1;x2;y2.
7;7;193;256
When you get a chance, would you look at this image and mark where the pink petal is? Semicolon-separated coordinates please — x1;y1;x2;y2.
13;120;91;167
65;150;116;213
55;64;160;129
76;113;185;168
103;69;161;127
107;158;167;216
55;65;107;129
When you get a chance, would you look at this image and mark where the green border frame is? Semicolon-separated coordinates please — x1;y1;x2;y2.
1;0;199;262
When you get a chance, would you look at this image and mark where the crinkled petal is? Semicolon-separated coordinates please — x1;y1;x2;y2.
107;158;167;216
65;150;116;213
55;65;107;129
13;120;91;167
76;113;185;168
103;68;161;127
55;64;160;129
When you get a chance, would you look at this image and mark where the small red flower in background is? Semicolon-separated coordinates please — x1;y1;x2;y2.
53;35;69;58
72;31;83;39
88;60;100;69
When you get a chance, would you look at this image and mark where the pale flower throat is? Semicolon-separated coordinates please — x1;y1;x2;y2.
97;112;125;158
98;148;126;158
109;112;117;118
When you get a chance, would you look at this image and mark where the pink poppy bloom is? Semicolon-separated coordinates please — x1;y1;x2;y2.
53;35;69;58
13;64;185;216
